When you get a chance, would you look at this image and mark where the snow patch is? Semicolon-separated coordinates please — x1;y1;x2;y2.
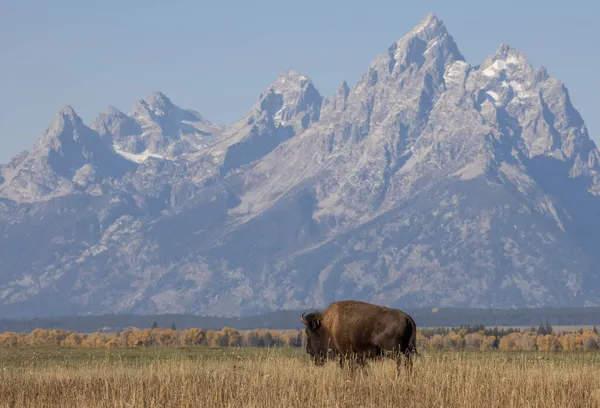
113;144;170;163
481;67;496;77
444;61;469;85
481;58;510;77
494;59;507;71
539;195;566;232
481;54;523;78
508;81;537;100
486;90;499;101
510;81;524;92
506;55;521;65
424;38;439;55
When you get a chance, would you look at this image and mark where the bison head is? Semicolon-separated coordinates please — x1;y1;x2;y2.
301;312;329;366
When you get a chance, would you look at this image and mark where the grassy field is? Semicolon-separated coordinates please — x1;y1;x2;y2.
1;347;600;407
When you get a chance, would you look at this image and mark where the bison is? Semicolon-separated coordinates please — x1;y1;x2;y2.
301;300;418;374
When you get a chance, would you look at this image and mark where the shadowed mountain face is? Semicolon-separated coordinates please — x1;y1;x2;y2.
1;13;599;317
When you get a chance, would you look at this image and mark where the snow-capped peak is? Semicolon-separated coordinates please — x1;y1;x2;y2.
2;11;600;319
496;43;519;58
392;11;454;50
386;12;464;74
45;105;87;136
268;70;314;95
130;91;175;118
57;104;78;118
480;43;533;78
91;105;142;143
103;105;127;116
409;12;444;37
39;105;87;148
250;70;322;122
144;91;172;107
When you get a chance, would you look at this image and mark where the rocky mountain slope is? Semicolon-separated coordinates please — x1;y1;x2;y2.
1;13;599;317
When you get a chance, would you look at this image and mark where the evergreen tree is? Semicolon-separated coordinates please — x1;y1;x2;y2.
537;321;553;335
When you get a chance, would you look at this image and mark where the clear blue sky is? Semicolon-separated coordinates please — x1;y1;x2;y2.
1;0;598;163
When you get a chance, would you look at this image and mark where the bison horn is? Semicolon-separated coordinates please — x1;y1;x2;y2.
301;312;308;325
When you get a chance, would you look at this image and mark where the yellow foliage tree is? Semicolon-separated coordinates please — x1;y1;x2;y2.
443;331;464;350
182;328;206;346
430;334;444;350
480;336;497;351
464;333;484;350
536;334;561;351
62;332;83;347
416;331;429;349
581;330;599;351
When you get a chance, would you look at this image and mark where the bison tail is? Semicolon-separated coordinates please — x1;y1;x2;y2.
407;315;420;358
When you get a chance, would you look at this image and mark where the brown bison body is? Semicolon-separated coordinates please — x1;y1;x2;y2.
301;300;418;374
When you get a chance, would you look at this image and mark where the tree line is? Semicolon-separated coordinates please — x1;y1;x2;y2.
0;327;303;349
418;325;600;351
0;323;599;351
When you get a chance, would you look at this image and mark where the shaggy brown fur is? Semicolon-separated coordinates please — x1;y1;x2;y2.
301;300;418;374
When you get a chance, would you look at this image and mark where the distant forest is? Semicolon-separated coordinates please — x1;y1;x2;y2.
2;307;600;334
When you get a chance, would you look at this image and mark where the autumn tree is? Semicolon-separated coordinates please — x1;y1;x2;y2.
498;332;519;351
463;333;484;350
0;332;21;347
480;335;497;351
182;328;206;346
430;334;444;350
443;331;464;350
536;334;561;351
581;330;599;351
63;332;83;347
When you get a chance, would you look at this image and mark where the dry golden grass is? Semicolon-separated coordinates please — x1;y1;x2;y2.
0;348;600;407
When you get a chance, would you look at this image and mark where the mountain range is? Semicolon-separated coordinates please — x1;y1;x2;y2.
1;12;599;318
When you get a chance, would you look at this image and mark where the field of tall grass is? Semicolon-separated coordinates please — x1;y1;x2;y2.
0;347;599;407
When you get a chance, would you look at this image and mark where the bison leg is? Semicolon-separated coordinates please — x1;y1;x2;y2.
395;347;413;376
403;350;413;374
345;353;357;373
342;352;367;376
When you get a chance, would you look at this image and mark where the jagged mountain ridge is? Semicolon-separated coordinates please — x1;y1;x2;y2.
1;12;599;317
